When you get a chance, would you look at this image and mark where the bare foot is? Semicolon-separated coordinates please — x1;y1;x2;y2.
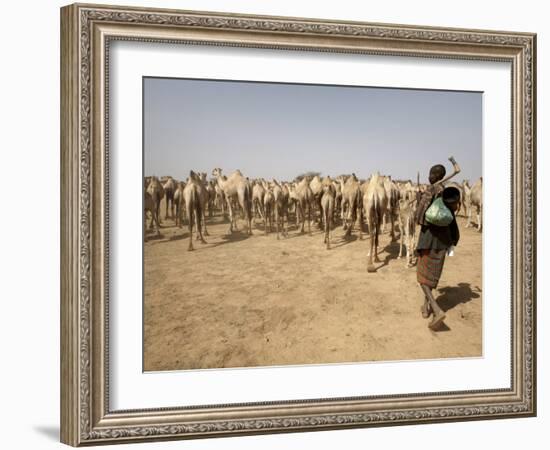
428;312;446;330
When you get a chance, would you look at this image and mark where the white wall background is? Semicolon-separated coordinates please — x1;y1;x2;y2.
0;1;545;449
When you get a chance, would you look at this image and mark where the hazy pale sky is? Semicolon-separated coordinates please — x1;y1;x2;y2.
144;77;482;183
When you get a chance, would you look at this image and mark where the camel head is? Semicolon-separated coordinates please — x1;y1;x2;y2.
211;167;222;178
189;170;200;182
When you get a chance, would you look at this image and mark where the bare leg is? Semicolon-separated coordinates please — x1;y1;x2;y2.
420;294;432;319
420;284;446;329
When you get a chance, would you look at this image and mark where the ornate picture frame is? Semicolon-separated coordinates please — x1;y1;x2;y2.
60;2;536;446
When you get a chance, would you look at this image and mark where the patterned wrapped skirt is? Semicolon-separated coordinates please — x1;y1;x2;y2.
416;248;447;288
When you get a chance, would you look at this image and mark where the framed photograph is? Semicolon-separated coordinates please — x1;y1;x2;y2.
60;3;536;446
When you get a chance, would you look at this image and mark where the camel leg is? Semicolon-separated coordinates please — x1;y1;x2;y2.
298;204;305;233
226;198;234;234
407;235;413;267
307;203;312;236
197;213;207;245
247;203;253;236
367;233;376;272
325;209;331;250
358;207;363;240
195;209;202;240
341;202;347;230
477;207;482;232
374;223;381;263
202;206;209;236
390;211;396;241
275;207;280;240
187;209;194;251
398;220;404;259
344;207;351;236
148;206;155;231
374;244;381;262
153;211;160;236
144;211;148;242
328;214;332;250
317;198;323;230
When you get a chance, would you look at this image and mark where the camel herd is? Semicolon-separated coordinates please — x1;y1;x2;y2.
144;170;483;271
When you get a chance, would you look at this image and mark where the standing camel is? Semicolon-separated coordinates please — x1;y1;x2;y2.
262;181;275;234
211;168;253;235
144;190;159;240
309;175;324;229
466;177;483;231
337;174;363;239
333;180;343;222
162;176;176;220
214;182;226;218
252;180;266;223
183;171;206;251
206;180;216;218
272;179;289;239
173;181;186;228
196;173;211;236
146;176;164;229
321;176;336;249
288;178;313;235
397;197;418;267
462;180;471;219
382;176;399;241
363;173;389;272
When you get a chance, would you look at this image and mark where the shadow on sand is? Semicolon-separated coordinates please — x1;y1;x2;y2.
329;233;359;249
205;230;252;248
437;283;481;313
368;239;401;271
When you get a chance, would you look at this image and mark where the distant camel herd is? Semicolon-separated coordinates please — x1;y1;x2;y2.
144;170;483;272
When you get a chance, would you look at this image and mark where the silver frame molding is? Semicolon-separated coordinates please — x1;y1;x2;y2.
60;3;536;446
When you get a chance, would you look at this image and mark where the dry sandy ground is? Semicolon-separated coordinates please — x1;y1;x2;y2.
144;206;482;371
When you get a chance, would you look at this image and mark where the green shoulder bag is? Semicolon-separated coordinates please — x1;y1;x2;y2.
425;196;453;226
